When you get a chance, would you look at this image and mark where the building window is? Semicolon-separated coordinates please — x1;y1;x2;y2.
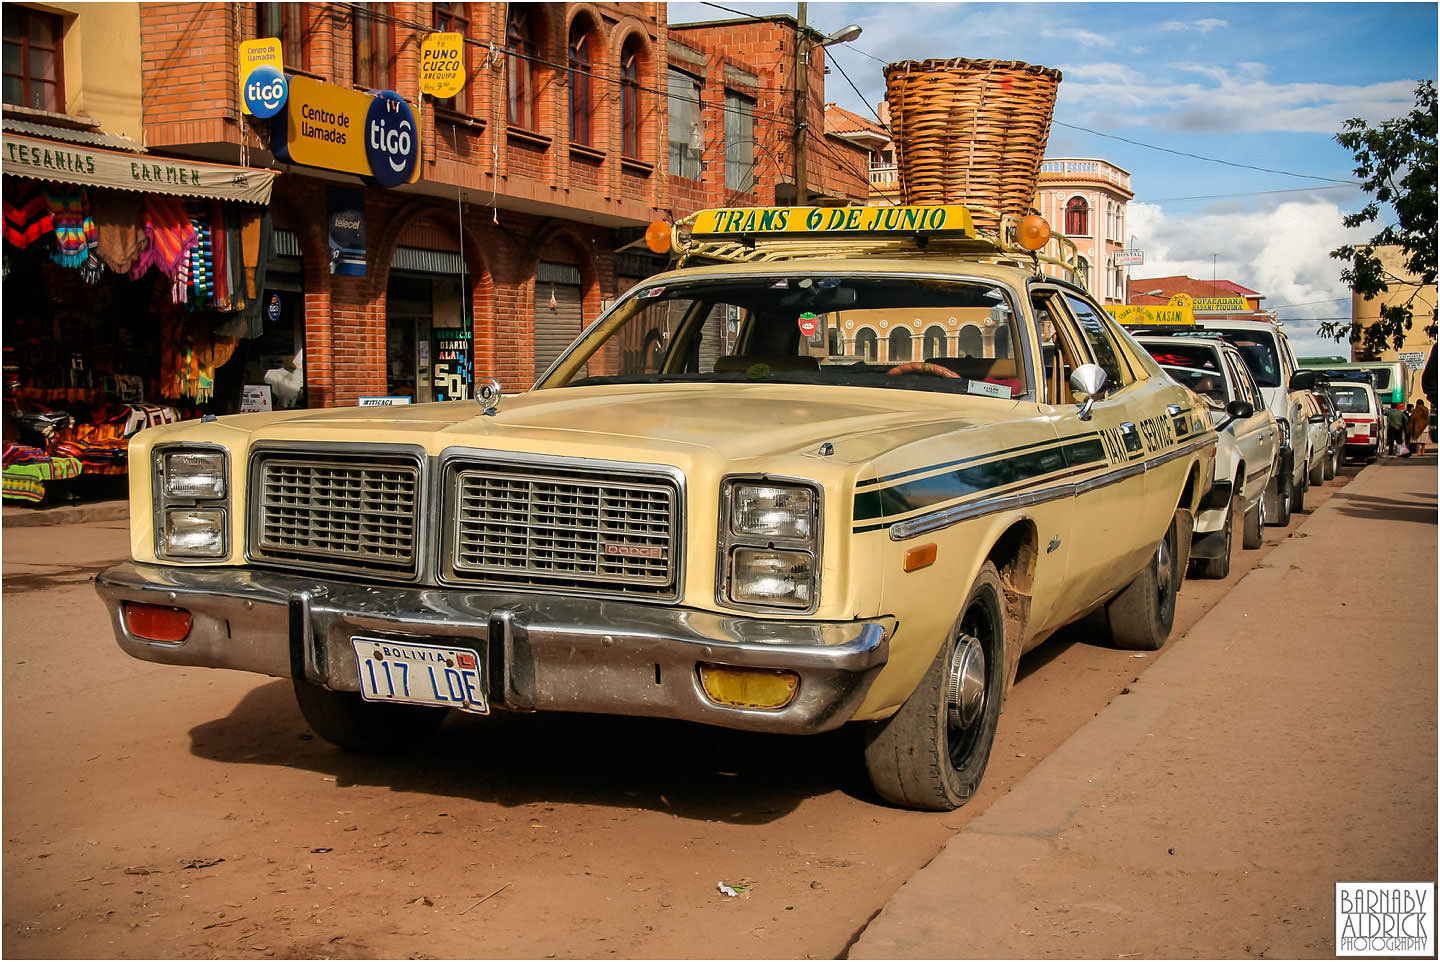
922;325;947;359
854;328;878;363
1065;196;1089;237
351;2;393;91
723;89;755;192
2;6;63;112
888;327;913;363
958;324;983;357
506;5;537;129
620;40;642;158
568;21;592;145
255;2;304;71
667;68;702;180
433;2;471;113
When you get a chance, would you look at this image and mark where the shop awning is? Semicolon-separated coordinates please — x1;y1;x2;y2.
2;133;276;205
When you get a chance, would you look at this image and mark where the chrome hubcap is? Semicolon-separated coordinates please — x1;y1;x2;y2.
946;634;987;731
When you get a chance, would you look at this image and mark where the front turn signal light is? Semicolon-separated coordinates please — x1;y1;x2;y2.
698;664;800;710
124;602;194;643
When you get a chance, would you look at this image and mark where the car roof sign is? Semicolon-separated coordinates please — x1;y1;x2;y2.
690;204;977;240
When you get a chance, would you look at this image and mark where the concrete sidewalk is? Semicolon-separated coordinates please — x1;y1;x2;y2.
851;457;1438;959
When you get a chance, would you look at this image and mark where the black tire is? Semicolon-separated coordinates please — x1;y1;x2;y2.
1324;443;1338;480
1242;489;1265;549
863;561;1007;811
1266;453;1293;527
1308;448;1326;486
1293;467;1307;513
1191;495;1236;579
293;679;449;752
1102;513;1179;651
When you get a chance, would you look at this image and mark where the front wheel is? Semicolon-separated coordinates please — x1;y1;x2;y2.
1293;467;1308;513
863;561;1007;811
1324;443;1338;480
1266;454;1293;526
1102;513;1179;651
1309;448;1326;486
293;679;449;752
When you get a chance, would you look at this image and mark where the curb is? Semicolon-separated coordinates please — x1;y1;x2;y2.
2;500;130;529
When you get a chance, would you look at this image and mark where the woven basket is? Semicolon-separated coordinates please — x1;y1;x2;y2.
884;58;1062;232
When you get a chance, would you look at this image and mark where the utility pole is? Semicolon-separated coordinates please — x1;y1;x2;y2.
793;2;810;206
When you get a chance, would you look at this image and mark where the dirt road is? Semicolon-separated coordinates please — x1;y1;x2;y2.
2;466;1362;959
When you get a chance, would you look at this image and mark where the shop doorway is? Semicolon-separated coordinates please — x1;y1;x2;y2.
386;271;471;402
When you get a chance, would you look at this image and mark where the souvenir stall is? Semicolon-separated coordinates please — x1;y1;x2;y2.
2;130;275;504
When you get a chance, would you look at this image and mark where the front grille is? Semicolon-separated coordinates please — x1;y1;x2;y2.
250;454;420;575
447;463;679;597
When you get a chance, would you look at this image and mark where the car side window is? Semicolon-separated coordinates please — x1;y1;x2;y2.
1225;354;1258;407
1061;294;1134;388
1031;290;1090;405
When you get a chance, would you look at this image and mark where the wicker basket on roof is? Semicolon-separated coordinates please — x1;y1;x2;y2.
883;58;1062;232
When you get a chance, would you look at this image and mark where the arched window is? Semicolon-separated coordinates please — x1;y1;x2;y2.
854;328;878;363
568;20;592;145
922;325;947;359
958;324;983;357
506;6;537;129
620;39;642;158
888;327;913;363
1065;196;1089;236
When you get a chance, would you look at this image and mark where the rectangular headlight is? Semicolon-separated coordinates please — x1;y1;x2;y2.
730;483;815;540
164;450;227;499
729;547;815;608
163;507;227;558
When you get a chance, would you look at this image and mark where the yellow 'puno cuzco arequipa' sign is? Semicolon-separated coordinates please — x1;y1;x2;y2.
420;32;466;98
238;38;283;116
692;205;977;237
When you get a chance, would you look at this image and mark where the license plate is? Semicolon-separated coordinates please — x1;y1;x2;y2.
350;637;489;714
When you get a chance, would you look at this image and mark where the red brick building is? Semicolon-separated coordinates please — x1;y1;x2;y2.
3;2;868;424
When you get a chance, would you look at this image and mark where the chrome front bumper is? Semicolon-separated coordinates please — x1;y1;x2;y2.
95;562;892;735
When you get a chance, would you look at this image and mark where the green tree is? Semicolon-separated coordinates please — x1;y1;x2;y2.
1327;79;1437;356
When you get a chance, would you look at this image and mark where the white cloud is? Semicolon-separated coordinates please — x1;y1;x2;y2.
1160;18;1229;34
1127;200;1371;356
1042;26;1114;48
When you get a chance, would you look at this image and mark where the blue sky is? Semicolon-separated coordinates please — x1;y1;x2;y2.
667;1;1438;356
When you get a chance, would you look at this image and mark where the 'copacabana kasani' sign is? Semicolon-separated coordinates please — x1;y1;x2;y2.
1106;301;1197;326
420;32;467;98
1192;296;1251;312
271;76;420;187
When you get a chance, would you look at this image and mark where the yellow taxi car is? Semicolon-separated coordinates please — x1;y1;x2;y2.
95;204;1216;811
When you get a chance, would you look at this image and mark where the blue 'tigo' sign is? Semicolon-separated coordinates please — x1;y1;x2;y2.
243;65;288;119
364;90;419;188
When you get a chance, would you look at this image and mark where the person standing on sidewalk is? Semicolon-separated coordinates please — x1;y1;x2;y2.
1387;402;1409;455
1409;398;1430;456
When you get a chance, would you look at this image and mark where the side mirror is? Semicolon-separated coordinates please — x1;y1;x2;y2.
1291;370;1316;390
1216;398;1254;431
1070;363;1108;421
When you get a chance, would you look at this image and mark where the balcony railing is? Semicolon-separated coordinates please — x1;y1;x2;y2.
869;162;898;186
1039;160;1131;191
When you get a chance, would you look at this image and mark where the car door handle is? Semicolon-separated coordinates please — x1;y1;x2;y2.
1167;404;1183;416
1121;421;1137;434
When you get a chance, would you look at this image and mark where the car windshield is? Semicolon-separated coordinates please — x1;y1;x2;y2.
539;274;1031;399
1329;384;1372;413
1210;331;1282;388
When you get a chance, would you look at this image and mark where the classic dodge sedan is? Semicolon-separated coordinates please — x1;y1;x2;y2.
96;204;1216;811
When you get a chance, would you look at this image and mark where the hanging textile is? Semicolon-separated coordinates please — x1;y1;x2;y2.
91;191;147;274
46;186;96;268
3;180;53;249
130;193;198;281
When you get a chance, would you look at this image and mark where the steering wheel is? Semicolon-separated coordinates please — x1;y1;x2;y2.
887;361;961;379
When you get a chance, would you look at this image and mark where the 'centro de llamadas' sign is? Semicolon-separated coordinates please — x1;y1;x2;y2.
271;76;421;187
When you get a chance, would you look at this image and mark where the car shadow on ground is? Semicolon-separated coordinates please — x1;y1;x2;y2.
188;679;884;823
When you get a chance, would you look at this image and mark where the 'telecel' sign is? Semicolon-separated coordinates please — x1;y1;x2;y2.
271;76;421;187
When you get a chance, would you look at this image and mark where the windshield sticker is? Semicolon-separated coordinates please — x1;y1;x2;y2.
639;287;665;299
968;381;1013;400
798;312;819;338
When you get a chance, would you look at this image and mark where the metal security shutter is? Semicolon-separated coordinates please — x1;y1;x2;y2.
534;262;583;379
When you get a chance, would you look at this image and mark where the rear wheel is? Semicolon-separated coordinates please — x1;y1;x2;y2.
293;679;449;752
1309;448;1326;486
1103;513;1180;651
864;562;1007;811
1324;442;1338;479
1190;495;1236;579
1293;466;1308;513
1242;489;1265;549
